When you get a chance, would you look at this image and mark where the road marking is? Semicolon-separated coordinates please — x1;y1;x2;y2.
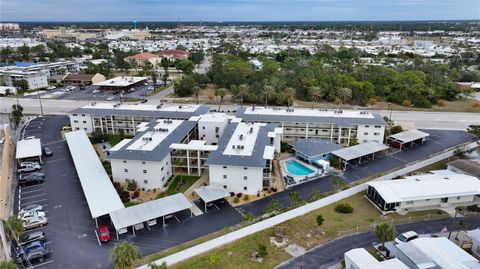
19;185;44;190
30;260;54;268
20;193;46;200
20;188;45;195
20;199;48;206
53;204;62;209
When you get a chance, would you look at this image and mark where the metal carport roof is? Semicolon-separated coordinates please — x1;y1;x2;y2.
65;130;124;219
109;193;192;230
331;142;388;161
194;184;230;204
387;129;430;144
16;138;42;160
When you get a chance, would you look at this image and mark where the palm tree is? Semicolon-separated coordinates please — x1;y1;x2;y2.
309;86;325;109
375;223;397;249
160;57;170;81
237;84;250;108
214;88;227;111
284;87;296;109
192;85;200;104
263;85;275;108
3;216;24;241
337;87;352;105
111;241;141;269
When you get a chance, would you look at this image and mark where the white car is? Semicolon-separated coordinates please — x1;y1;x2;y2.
23;216;48;230
106;96;115;101
18;204;43;217
395;231;419;244
20;211;46;222
92;89;100;94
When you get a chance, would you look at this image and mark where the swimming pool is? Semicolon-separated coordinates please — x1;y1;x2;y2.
285;160;314;176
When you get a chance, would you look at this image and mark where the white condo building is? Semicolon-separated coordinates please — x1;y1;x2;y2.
0;70;48;90
236;107;386;145
107;119;197;190
197;113;231;145
206;120;282;195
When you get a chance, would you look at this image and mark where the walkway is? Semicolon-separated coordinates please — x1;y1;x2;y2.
276;216;480;269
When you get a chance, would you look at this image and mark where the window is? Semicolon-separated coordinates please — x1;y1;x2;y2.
244;176;248;180
244;167;248;170
73;114;78;116
375;125;381;128
82;121;86;123
82;114;85;116
73;120;79;123
374;132;380;136
75;127;80;130
143;170;147;174
124;169;128;172
243;186;247;190
441;197;448;203
162;176;165;181
223;175;227;179
365;125;369;128
223;185;227;189
364;132;368;135
84;128;87;130
202;126;205;129
161;167;164;171
123;160;127;163
223;166;227;169
216;135;219;138
144;180;148;184
406;201;414;205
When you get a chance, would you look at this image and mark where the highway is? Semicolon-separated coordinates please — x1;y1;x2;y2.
1;97;479;130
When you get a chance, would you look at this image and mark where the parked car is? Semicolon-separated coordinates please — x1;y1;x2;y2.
15;248;50;265
106;96;115;101
20;211;46;222
18;231;46;246
18;163;41;174
140;98;148;103
42;147;53;156
128;87;136;93
19;173;45;187
16;240;46;256
395;231;419;244
23;216;48;230
0;137;4;144
97;226;110;242
19;161;39;168
92;89;100;94
18;204;43;217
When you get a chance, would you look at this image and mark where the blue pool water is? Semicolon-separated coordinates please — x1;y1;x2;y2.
285;160;314;176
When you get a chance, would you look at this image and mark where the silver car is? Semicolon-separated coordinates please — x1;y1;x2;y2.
18;204;43;217
23;216;48;230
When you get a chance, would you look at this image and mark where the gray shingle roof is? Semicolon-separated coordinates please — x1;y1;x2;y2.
289;139;342;157
206;122;278;168
106;120;197;162
235;107;386;126
70;105;211;119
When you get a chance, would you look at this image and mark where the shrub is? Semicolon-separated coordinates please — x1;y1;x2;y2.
437;99;448;107
113;182;123;194
131;191;140;199
243;195;249;201
335;203;354;214
126;179;138;191
257;244;268;258
401;99;412;107
233;197;240;203
236;193;243;198
467;205;480;212
119;191;130;203
229;192;235;197
316;215;325;227
368;97;378;105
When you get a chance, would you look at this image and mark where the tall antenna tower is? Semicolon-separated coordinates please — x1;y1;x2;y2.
133;20;137;30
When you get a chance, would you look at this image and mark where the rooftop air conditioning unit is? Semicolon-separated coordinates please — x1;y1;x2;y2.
240;145;244;149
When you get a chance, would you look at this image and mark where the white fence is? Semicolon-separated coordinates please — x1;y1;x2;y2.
139;140;479;268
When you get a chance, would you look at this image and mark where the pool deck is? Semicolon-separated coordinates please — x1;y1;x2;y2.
280;157;328;186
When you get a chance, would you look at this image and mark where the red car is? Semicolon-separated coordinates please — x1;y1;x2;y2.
97;226;110;242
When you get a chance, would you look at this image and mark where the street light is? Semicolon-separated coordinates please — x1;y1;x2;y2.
37;89;44;116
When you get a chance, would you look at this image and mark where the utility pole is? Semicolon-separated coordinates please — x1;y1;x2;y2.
37;89;44;116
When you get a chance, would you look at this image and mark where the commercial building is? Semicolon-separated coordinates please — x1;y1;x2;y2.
344;248;409;269
236;107;386;145
0;61;78;83
0;69;48;90
366;171;480;213
107;119;197;190
69;103;210;135
93;76;148;92
206;120;282;195
63;73;106;86
124;52;162;66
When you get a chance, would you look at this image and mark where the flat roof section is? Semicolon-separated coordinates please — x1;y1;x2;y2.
170;140;218;151
290;139;342;158
346;248;409;269
388;129;430;144
223;122;263;157
367;172;480;203
16;138;42;160
194;184;230;204
109;193;191;230
93;76;148;87
331;142;388;161
65;130;124;219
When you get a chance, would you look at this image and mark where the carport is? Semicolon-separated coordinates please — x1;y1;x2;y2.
16;138;42;164
65;130;124;226
387;129;429;150
194;184;230;212
109;193;192;239
331;142;389;171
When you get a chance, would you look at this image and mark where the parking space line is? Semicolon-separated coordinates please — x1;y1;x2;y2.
31;260;54;268
20;199;48;206
20;185;45;191
20;193;47;200
19;188;45;195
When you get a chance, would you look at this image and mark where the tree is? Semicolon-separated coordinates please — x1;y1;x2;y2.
331;176;346;191
284;87;296;108
264;199;283;215
173;76;197;97
467;125;480;139
175;59;195;75
308;188;325;202
309;86;325;109
0;260;17;269
192;85;200;104
10;104;23;130
13;80;29;91
3;216;25;241
337;87;352;104
188;50;205;65
214;88;227;111
263;85;275;108
288;191;305;208
148;262;167;269
237;84;250;107
111;241;141;269
192;73;210;88
160;57;171;81
375;223;397;249
316;215;325;227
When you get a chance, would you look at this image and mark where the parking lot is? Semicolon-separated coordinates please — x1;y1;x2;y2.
24;81;164;102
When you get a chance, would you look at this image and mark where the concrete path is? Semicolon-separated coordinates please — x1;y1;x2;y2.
189;201;204;216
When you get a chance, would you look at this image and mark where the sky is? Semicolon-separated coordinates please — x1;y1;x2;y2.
1;0;479;22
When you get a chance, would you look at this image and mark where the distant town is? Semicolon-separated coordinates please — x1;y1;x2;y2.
0;20;479;269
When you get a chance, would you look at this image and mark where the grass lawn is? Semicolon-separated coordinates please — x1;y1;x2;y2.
147;85;170;96
105;134;133;147
164;175;199;196
166;193;447;269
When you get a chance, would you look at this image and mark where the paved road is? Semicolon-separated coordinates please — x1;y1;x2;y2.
1;97;479;130
276;216;480;269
